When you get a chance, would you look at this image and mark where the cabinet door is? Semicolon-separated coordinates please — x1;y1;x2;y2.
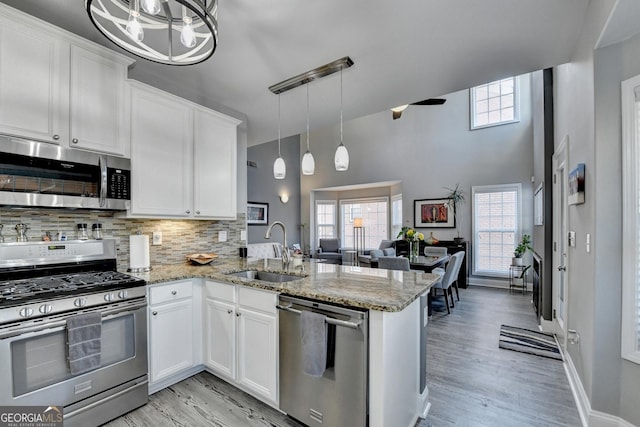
69;46;129;156
204;298;236;378
193;108;238;218
237;307;277;402
149;299;194;383
0;18;68;143
130;85;193;216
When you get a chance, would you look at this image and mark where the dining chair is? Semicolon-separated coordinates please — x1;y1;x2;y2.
432;251;465;314
423;246;448;257
378;256;410;271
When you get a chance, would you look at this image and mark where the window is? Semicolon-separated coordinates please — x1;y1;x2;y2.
340;198;388;250
472;184;521;276
316;200;336;240
470;77;519;129
621;74;640;364
391;194;403;240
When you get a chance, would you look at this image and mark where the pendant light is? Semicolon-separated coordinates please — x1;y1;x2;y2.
273;94;286;180
334;68;349;171
301;84;315;175
86;0;219;66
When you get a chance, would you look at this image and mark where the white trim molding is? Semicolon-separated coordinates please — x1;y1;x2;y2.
564;350;635;427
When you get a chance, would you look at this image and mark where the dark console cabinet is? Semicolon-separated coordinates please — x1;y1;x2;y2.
394;239;470;288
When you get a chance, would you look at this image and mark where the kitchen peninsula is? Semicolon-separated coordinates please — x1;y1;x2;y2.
133;258;440;427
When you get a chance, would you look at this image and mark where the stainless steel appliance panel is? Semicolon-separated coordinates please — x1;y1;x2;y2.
278;295;368;427
0;299;147;409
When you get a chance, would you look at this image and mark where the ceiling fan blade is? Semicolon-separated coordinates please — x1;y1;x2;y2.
411;98;446;106
392;110;403;120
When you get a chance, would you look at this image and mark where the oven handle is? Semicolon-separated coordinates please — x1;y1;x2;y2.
0;299;147;340
99;155;107;208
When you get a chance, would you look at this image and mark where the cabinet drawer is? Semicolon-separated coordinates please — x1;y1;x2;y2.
205;281;236;302
149;280;193;305
238;287;277;314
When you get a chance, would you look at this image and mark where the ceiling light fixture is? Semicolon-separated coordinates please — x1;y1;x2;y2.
273;94;286;180
334;67;349;171
301;84;315;176
85;0;219;66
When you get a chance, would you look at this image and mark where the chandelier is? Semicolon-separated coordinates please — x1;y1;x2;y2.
86;0;219;66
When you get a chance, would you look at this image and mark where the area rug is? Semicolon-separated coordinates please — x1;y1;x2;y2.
499;325;563;360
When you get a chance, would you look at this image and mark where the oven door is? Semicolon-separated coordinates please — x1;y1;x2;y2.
0;298;147;407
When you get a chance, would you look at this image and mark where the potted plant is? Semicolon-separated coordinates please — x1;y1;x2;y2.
512;234;532;266
445;183;465;244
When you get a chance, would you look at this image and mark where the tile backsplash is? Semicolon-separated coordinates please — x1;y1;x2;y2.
0;209;246;269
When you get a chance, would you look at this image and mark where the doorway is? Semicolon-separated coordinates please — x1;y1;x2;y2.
550;135;569;345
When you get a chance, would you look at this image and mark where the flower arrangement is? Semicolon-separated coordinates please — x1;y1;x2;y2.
397;226;424;242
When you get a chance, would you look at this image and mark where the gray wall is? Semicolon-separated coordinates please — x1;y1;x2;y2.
247;135;301;247
554;0;640;423
299;75;535;274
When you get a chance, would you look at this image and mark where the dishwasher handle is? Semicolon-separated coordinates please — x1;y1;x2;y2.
276;303;361;329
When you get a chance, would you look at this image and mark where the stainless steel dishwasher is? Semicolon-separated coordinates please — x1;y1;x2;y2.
277;295;368;427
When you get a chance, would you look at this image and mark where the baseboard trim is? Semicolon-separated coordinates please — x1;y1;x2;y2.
563;351;634;427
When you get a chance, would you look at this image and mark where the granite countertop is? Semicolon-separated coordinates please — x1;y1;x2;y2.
126;258;440;312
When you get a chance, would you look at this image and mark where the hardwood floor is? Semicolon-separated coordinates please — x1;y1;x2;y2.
104;286;581;427
420;286;581;427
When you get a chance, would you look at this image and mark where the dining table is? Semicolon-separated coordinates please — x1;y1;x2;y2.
407;254;449;272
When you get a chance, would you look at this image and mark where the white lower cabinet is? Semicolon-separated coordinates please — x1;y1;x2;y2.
148;280;201;393
204;281;278;404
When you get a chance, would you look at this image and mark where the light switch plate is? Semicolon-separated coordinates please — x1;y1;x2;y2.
152;231;162;245
240;230;247;241
218;230;227;242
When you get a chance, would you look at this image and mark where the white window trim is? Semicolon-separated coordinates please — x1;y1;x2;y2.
339;196;390;250
315;199;337;241
391;193;403;240
470;76;520;130
621;74;640;364
471;183;522;277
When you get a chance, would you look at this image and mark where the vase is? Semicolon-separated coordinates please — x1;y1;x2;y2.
425;232;439;246
410;240;420;260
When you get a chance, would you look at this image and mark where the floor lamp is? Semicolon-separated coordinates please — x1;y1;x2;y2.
353;218;365;266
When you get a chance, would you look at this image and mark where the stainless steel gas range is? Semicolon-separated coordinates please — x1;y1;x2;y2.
0;239;148;427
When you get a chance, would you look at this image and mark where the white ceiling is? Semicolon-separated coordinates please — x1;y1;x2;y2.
2;0;589;146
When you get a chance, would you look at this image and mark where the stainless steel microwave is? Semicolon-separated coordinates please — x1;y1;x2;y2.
0;136;130;210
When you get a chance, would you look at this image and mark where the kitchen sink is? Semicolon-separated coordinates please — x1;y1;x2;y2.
225;270;304;283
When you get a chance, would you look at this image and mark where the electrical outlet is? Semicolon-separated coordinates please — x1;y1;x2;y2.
218;230;227;242
152;231;162;245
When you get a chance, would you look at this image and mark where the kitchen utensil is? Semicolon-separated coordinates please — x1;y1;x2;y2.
77;223;89;240
15;223;29;242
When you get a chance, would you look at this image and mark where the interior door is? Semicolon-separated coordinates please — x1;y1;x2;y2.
551;136;569;344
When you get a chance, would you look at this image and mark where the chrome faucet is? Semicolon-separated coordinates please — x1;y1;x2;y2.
265;221;290;265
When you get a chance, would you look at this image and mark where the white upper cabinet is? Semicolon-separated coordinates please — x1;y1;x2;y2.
194;108;238;218
0;13;68;143
128;81;240;219
130;84;193;217
69;45;130;156
0;3;133;157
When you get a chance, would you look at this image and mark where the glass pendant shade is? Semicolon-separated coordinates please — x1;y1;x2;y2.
334;143;349;171
273;157;286;179
86;0;219;66
302;151;315;175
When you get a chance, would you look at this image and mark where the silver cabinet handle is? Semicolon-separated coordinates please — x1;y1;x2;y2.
227;309;233;314
152;311;157;316
558;266;566;272
171;290;177;295
53;134;60;140
72;138;78;144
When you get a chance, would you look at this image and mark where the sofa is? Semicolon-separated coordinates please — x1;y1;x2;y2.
316;238;342;264
358;240;395;267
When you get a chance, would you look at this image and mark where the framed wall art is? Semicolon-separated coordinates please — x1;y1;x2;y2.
568;163;585;205
247;201;269;225
414;198;455;228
